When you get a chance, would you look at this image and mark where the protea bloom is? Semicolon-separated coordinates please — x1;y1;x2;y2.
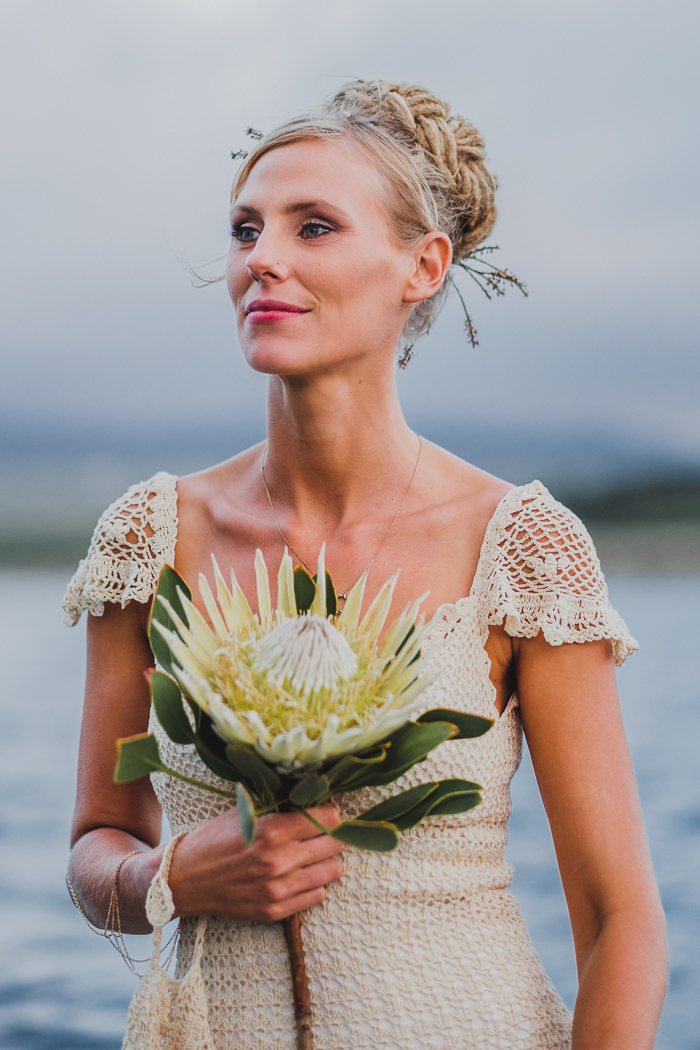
114;548;493;1050
152;545;436;772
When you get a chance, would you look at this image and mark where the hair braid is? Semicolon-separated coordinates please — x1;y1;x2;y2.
328;80;498;261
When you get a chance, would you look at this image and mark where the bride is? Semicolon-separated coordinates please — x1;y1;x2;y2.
64;80;666;1049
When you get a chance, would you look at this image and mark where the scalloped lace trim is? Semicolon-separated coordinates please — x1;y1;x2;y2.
62;471;178;626
473;480;638;665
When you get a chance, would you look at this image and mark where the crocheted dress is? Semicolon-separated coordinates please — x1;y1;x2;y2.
64;473;637;1050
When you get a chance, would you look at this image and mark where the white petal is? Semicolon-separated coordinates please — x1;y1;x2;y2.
173;667;212;714
253;738;276;763
179;590;220;658
229;567;255;628
207;695;257;745
254;549;272;624
322;724;373;756
358;571;400;643
198;573;228;641
379;593;429;663
379;632;426;690
336;565;369;629
210;555;254;633
296;735;330;766
211;555;242;634
276;547;297;617
310;544;327;617
242;709;272;744
155;595;192;645
152;616;210;674
270;732;300;762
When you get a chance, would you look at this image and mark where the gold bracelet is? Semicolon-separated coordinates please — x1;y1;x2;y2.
66;849;179;976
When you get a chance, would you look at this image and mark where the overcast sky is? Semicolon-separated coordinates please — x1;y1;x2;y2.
1;0;698;464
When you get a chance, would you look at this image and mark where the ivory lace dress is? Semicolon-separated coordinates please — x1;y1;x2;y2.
64;473;637;1050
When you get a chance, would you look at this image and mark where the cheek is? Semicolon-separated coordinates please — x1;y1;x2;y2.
225;251;248;307
323;247;402;313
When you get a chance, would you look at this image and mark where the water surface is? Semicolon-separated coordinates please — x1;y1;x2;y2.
0;572;697;1048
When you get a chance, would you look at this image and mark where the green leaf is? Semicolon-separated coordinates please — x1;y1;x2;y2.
148;565;192;674
192;741;239;783
180;708;243;784
194;708;227;756
114;732;238;799
289;775;330;808
225;746;282;803
236;783;256;844
329;819;399;851
406;779;481;827
150;671;194;746
364;763;418;788
357;782;438;824
428;792;481;817
293;566;316;614
377;721;455;774
114;733;166;782
325;571;337;617
324;747;389;791
312;570;337;617
357;778;483;831
416;708;494;739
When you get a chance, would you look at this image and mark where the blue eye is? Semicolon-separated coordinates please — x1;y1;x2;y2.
231;224;260;244
301;221;332;239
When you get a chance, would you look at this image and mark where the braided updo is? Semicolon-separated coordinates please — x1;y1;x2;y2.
232;79;498;341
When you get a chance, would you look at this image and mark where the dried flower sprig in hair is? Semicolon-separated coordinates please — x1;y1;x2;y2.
399;245;527;366
230;127;266;161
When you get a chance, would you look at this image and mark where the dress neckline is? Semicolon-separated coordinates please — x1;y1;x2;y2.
171;473;544;632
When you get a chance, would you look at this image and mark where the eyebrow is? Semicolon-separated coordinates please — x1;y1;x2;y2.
231;199;350;221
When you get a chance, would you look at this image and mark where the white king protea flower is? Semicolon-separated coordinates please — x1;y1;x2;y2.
152;546;437;771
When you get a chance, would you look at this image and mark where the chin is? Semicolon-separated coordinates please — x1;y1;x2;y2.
242;337;327;377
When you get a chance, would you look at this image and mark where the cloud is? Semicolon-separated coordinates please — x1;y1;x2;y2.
1;0;698;459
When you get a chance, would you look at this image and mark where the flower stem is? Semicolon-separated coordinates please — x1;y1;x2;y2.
283;912;313;1049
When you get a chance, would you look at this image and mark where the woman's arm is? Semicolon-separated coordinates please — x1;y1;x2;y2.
69;599;344;935
515;634;667;1050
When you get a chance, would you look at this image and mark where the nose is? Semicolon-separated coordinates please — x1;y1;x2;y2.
245;225;289;284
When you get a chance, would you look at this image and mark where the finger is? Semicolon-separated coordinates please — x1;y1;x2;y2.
293;803;343;839
294;830;346;867
268;856;344;906
262;885;334;923
257;804;342;845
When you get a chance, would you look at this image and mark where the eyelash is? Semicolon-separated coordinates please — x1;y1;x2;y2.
230;219;335;244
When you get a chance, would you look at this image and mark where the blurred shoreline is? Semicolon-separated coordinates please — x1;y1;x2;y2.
2;422;698;574
2;482;698;574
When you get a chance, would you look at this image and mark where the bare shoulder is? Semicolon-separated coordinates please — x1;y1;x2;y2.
176;443;265;520
420;438;513;527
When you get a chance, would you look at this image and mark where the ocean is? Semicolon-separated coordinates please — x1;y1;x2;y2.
0;570;697;1049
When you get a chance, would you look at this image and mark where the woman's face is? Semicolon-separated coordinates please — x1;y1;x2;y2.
226;138;424;377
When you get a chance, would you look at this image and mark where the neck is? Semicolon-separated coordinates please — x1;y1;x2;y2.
264;360;418;526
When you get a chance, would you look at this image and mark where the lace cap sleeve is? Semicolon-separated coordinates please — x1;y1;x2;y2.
62;471;178;626
476;480;637;665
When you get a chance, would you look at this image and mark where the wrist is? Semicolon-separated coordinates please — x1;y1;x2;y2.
166;832;195;920
121;845;167;930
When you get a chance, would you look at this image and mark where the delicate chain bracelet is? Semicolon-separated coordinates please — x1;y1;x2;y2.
66;848;180;977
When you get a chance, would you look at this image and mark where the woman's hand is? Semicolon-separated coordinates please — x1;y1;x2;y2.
165;803;345;923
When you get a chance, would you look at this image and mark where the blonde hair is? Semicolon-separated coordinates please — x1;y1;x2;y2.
232;79;498;341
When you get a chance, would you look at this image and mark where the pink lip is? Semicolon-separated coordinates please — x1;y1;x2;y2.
245;299;311;324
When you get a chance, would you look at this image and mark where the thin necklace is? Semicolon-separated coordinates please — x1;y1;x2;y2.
260;435;423;603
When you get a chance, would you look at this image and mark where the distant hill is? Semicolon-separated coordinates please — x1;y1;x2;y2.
1;419;698;570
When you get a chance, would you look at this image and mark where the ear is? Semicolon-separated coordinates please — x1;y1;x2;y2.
402;232;452;305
